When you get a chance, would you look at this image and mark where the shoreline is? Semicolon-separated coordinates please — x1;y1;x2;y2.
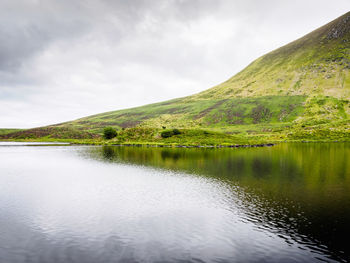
0;139;275;148
103;143;276;148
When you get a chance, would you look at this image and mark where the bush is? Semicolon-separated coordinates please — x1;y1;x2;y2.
172;128;181;135
161;130;173;138
103;127;117;139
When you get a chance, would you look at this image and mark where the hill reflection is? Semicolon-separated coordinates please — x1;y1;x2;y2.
82;143;350;261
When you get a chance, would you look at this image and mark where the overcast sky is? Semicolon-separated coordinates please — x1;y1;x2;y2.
0;0;349;128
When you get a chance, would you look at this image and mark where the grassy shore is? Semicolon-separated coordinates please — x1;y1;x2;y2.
1;124;349;147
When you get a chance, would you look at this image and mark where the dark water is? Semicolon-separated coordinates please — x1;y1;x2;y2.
0;143;349;262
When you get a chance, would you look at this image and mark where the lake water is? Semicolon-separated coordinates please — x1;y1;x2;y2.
0;143;349;262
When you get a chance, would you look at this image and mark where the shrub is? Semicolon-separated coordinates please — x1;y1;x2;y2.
161;130;173;138
103;127;117;139
251;105;272;123
172;128;181;135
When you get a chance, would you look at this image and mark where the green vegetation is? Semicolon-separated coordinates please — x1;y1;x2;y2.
1;12;350;145
103;127;117;139
172;128;181;135
161;130;173;138
161;128;182;138
0;129;23;135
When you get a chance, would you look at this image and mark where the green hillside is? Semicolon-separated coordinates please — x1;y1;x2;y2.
0;129;23;135
2;12;350;145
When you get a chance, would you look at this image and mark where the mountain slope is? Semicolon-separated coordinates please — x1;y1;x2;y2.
195;11;350;100
3;12;350;142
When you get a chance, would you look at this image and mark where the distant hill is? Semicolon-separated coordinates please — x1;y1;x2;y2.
3;12;350;143
0;129;23;135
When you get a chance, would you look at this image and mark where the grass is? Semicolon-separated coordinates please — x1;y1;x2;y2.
0;129;23;135
2;122;349;147
38;95;308;132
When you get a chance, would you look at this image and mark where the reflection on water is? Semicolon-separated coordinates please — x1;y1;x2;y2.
85;143;350;262
0;143;349;262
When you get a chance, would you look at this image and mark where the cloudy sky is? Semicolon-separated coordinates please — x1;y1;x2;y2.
0;0;349;128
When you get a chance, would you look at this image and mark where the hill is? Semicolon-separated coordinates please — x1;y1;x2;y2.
2;12;350;145
0;129;23;135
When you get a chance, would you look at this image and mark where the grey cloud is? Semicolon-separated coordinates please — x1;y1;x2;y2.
0;0;266;73
0;0;219;73
0;1;91;72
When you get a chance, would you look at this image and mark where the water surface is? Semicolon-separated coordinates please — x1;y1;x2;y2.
0;143;349;262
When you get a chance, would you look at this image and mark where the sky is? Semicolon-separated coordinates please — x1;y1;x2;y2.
0;0;349;128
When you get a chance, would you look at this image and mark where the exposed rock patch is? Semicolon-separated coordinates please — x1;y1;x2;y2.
327;14;350;39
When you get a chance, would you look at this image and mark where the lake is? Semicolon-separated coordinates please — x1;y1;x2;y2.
0;143;349;262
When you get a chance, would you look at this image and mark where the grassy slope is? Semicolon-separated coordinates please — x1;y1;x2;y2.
2;12;350;145
0;129;23;135
195;12;350;101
